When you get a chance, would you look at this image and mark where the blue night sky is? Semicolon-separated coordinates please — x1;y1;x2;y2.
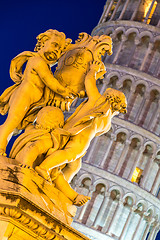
0;1;159;239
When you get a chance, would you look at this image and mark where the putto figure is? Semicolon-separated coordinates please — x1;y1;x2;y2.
0;30;112;156
0;30;73;156
10;61;127;184
35;61;127;182
10;106;90;206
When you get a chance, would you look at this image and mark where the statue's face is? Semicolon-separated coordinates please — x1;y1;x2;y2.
43;35;65;63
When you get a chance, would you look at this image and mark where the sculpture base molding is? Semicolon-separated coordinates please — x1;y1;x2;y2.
0;156;90;240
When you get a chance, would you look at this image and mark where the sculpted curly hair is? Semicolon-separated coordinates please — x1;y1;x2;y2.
34;29;72;52
103;88;127;114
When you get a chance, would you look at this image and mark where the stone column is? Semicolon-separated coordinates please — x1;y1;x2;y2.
106;200;123;234
118;0;130;20
142;223;151;240
114;139;131;175
154;58;160;77
78;186;94;221
101;196;114;233
126;85;137;106
131;213;144;240
131;0;142;21
98;2;110;24
148;222;157;240
134;91;150;124
128;145;145;180
112;35;127;64
102;0;115;22
153;114;160;134
119;206;135;240
151;162;160;194
140;42;154;71
141;213;155;240
93;192;110;228
124;86;138;120
127;38;141;67
140;153;156;188
85;137;99;163
148;99;160;130
137;92;151;126
148;222;160;240
143;0;156;24
110;0;121;21
152;226;160;240
100;134;116;168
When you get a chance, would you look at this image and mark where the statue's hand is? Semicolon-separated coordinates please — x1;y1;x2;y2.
96;62;106;80
60;87;77;99
89;61;106;80
89;61;102;72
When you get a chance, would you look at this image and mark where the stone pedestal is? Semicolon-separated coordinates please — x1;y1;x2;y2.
0;156;90;240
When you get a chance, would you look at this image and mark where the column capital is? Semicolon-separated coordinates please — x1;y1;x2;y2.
132;205;138;212
110;33;116;39
110;133;116;141
121;35;127;42
104;191;110;198
148;42;154;54
135;38;141;46
125;139;131;145
143;89;151;99
139;145;146;153
89;185;95;192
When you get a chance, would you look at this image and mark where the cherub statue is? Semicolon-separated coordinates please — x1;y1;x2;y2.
0;29;74;156
0;30;112;156
10;61;127;184
10;106;90;206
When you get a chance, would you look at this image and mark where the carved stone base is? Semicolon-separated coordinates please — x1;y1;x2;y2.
0;156;90;240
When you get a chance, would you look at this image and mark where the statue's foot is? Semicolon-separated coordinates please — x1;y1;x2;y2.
35;166;52;184
0;149;7;157
73;194;91;206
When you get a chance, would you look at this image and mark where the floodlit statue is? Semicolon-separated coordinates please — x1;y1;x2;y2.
10;61;127;184
0;30;112;156
10;106;90;206
0;30;73;156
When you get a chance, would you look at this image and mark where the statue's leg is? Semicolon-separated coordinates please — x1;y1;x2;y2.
15;138;53;167
39;134;88;172
54;172;78;201
62;158;82;183
54;172;91;206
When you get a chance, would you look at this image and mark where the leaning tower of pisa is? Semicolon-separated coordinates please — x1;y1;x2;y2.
71;1;160;239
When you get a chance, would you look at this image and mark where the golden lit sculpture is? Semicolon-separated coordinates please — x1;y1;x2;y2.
0;30;112;156
10;62;127;185
35;61;127;181
10;106;90;206
0;30;73;156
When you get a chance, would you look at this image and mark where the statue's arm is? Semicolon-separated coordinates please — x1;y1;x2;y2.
85;61;104;101
33;57;74;98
